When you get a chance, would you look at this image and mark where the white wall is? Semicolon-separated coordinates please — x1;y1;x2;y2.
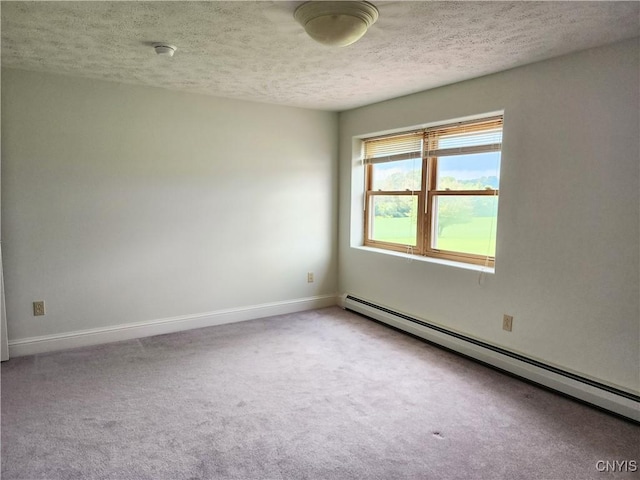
2;69;338;343
338;39;639;393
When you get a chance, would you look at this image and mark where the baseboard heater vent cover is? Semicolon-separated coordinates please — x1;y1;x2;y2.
342;294;639;423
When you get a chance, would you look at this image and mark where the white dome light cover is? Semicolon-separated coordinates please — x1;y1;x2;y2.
153;43;177;57
294;1;379;47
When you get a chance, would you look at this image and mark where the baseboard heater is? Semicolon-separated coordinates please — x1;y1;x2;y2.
342;294;639;423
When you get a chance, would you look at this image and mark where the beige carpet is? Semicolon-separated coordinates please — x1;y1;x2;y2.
2;307;638;479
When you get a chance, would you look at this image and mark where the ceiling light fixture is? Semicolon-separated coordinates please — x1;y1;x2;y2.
153;43;177;57
294;1;379;47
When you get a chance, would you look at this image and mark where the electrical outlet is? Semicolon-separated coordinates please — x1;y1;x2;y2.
307;272;314;283
503;314;513;332
33;301;45;316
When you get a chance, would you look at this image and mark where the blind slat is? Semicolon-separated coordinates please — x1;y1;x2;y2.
426;143;502;158
365;151;422;164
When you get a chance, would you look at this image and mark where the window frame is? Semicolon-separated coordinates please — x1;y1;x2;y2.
363;115;502;267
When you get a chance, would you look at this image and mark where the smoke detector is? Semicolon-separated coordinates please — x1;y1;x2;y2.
153;43;177;57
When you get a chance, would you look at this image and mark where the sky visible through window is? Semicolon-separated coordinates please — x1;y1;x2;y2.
374;151;500;186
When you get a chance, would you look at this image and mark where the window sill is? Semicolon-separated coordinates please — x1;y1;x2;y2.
352;245;495;274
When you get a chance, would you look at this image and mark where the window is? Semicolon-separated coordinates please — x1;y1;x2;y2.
363;115;503;266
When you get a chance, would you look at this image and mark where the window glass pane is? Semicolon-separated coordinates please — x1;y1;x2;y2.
372;158;422;191
436;152;501;190
370;195;418;246
432;196;498;256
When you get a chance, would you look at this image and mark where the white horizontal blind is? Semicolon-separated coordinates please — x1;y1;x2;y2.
363;133;422;164
425;116;503;158
364;117;502;163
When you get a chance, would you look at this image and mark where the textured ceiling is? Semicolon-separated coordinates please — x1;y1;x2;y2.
2;1;639;111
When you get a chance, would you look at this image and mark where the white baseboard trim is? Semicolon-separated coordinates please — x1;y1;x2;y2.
342;293;640;423
8;294;338;357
